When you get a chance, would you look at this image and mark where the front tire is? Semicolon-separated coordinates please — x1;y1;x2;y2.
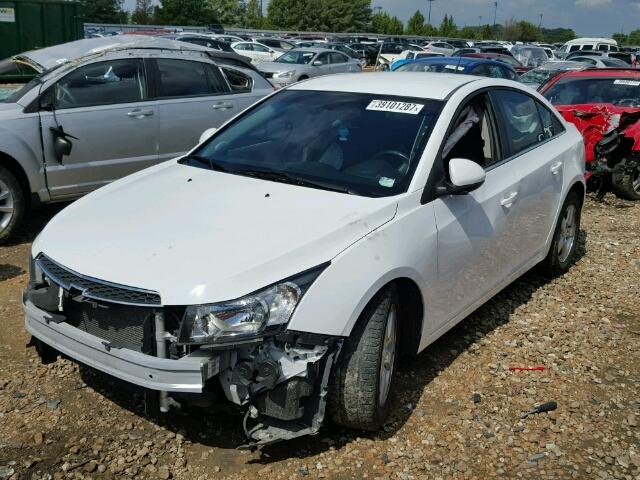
612;162;640;200
0;165;26;244
329;286;399;431
540;191;582;275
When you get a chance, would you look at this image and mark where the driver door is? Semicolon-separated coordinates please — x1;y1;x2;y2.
39;58;158;199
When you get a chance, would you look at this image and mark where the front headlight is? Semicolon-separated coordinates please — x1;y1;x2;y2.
177;264;327;345
275;70;295;78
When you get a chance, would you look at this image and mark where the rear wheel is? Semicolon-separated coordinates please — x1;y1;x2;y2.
540;191;582;275
612;162;640;200
329;286;399;430
0;165;26;244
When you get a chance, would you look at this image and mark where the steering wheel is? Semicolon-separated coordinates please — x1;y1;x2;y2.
370;149;411;175
56;85;76;106
615;98;640;108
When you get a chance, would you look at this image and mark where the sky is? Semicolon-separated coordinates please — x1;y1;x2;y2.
122;0;640;37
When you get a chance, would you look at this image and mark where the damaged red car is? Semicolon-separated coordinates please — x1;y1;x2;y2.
540;68;640;200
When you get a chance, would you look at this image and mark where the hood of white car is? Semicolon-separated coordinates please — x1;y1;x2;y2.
33;161;397;305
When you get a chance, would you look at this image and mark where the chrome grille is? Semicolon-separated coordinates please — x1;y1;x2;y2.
37;255;161;307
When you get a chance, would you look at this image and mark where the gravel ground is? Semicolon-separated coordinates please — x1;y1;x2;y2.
0;195;638;480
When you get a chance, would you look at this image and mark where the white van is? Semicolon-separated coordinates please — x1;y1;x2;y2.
558;38;618;58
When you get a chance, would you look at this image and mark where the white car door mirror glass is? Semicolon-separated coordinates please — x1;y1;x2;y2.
199;127;218;144
313;60;323;66
448;158;486;192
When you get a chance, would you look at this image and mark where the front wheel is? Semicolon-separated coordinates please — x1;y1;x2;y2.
0;165;26;244
612;162;640;200
540;191;582;275
328;286;399;430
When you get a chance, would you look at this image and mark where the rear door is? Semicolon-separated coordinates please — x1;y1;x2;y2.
39;57;158;198
329;52;356;73
489;89;566;263
313;52;334;76
152;58;239;162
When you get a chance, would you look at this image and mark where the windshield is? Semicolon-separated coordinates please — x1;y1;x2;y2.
276;51;315;64
512;47;548;68
494;55;520;67
185;90;442;197
544;77;640;107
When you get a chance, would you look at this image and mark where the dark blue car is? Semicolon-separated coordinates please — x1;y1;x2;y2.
392;56;519;81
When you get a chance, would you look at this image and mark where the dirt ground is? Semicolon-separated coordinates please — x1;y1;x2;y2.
0;195;639;480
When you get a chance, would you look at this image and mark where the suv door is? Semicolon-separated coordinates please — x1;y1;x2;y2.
152;58;238;161
430;93;522;329
39;57;157;198
489;89;566;263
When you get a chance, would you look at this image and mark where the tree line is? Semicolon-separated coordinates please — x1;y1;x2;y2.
81;0;578;44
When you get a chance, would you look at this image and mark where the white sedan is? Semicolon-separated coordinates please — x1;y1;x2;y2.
230;41;281;64
25;73;585;446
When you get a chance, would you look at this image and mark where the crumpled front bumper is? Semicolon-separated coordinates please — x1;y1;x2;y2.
23;299;222;393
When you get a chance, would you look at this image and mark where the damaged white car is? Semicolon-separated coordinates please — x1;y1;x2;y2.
25;72;586;445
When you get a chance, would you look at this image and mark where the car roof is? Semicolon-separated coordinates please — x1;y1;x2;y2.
289;72;478;100
17;35;211;71
406;56;507;67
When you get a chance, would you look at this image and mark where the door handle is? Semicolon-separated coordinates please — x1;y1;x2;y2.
500;191;519;207
212;102;234;111
127;109;154;118
550;161;563;175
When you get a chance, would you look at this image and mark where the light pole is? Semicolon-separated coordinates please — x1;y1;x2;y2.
478;15;482;27
427;0;435;25
374;5;382;14
493;1;498;25
539;13;543;29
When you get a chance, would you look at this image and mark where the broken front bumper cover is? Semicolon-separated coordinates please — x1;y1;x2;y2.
23;299;220;393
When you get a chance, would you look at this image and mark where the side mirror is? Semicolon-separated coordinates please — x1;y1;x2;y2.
53;136;72;162
446;158;486;194
199;127;217;144
312;60;324;66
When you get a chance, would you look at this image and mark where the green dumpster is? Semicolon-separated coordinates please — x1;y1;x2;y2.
0;0;83;61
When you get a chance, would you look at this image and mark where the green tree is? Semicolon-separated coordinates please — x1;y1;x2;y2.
406;10;425;35
628;29;640;45
370;11;403;35
208;0;244;27
503;19;540;42
268;0;370;32
131;0;153;24
243;0;262;28
541;27;576;44
481;24;493;40
439;14;458;37
80;0;126;23
155;0;219;26
459;26;479;40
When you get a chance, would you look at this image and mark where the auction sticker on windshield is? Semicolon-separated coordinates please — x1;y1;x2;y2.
613;79;640;87
367;100;424;115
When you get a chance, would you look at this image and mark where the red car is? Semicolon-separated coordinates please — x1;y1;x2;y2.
461;52;530;75
540;68;640;200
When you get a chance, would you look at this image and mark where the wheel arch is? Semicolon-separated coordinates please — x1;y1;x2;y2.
346;275;425;358
0;151;32;206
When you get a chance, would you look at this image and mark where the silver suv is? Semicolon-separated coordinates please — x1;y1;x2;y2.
0;36;273;242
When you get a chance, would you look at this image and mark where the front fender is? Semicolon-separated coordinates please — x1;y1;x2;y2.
0;115;47;200
288;192;437;339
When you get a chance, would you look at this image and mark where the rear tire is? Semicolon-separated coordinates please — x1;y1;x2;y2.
612;163;640;200
329;286;399;431
540;191;582;276
0;165;25;244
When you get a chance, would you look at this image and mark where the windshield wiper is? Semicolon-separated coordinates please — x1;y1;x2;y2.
180;154;230;172
234;168;353;194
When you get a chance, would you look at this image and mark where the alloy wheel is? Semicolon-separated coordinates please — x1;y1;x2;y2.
0;178;15;231
378;304;397;406
557;204;577;263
